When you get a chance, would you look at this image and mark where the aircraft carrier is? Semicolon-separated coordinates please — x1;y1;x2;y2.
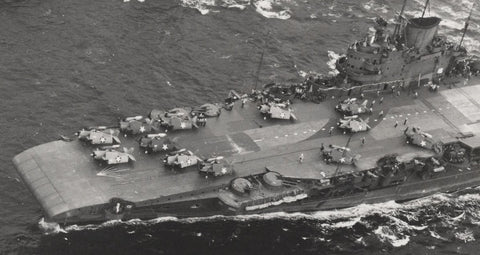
12;0;480;225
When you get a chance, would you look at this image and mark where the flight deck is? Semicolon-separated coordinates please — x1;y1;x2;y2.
13;80;480;220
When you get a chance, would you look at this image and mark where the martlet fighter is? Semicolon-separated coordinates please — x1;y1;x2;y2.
335;98;371;115
91;145;136;165
192;103;221;117
199;156;234;177
120;116;159;135
321;144;361;165
164;108;191;118
404;126;443;154
149;107;191;121
138;133;177;153
337;115;370;132
76;127;121;145
149;108;201;130
163;149;202;169
161;115;199;130
258;102;297;120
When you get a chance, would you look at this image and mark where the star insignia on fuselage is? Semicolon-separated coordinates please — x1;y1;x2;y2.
339;157;346;163
139;126;146;133
162;144;169;150
420;140;427;147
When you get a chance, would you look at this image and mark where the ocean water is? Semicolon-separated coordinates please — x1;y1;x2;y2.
1;0;480;254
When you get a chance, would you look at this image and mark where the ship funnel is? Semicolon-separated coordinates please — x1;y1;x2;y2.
405;17;441;51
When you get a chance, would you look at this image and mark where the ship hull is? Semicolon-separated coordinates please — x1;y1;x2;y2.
55;165;480;225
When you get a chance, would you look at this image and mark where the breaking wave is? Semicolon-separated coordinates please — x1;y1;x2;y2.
137;0;479;56
179;0;249;15
178;0;292;19
253;0;291;20
362;0;389;14
326;50;343;76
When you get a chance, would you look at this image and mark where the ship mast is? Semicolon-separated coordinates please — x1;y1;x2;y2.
253;48;265;91
393;0;408;38
459;3;475;48
421;0;430;17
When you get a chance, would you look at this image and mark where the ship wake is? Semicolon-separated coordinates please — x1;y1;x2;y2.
38;187;480;251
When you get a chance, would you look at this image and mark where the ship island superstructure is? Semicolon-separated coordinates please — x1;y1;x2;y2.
12;1;480;225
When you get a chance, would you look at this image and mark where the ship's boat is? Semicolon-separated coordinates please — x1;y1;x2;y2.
12;0;480;225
